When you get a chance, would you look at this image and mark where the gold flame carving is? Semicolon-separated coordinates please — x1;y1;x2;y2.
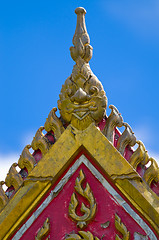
44;107;64;140
18;145;36;174
115;214;130;240
5;163;23;191
0;181;8;211
65;231;100;240
35;218;50;240
69;170;96;229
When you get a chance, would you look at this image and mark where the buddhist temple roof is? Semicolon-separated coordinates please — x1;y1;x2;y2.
0;7;159;240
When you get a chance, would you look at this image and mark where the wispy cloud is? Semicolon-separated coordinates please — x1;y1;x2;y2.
0;130;35;181
102;0;159;39
21;131;35;147
134;125;153;146
0;153;19;181
134;124;159;164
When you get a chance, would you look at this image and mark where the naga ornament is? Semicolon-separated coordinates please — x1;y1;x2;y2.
69;170;96;229
58;7;107;130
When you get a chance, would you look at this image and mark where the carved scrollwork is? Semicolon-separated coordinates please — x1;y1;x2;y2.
35;218;50;240
69;170;96;229
117;123;136;156
0;181;8;211
18;145;36;173
44;107;64;140
129;141;149;170
115;214;130;240
31;127;51;155
5;163;23;191
103;105;123;143
65;231;100;240
143;158;159;186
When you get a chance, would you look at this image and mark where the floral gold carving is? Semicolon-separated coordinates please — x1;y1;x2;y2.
31;127;51;155
18;145;36;173
58;7;107;130
103;105;123;143
44;107;64;140
117;123;136;156
115;214;130;240
129;141;149;170
69;170;96;229
143;158;159;186
0;181;8;211
5;163;23;191
35;218;50;240
65;231;100;240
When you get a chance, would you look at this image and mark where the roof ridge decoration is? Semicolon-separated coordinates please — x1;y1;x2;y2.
58;7;107;130
0;7;159;222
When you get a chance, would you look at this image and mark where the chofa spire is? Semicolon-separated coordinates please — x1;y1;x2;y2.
58;7;107;130
70;7;93;64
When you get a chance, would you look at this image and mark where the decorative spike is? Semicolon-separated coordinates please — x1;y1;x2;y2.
58;7;107;130
102;105;123;143
31;127;51;155
5;163;23;191
129;141;149;170
44;107;64;140
143;158;159;186
115;214;130;240
35;218;50;240
117;123;136;156
70;7;92;64
18;145;36;174
0;181;8;212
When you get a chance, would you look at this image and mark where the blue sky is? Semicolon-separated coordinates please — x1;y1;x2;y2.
0;0;159;180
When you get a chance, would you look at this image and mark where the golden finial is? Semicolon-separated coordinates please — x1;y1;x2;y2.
70;7;93;64
58;7;107;130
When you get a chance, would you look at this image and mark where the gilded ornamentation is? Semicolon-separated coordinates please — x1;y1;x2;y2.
103;105;123;143
111;172;141;181
31;127;51;155
69;170;96;229
18;145;36;173
129;141;149;170
0;181;8;212
101;221;110;229
5;163;23;191
35;218;50;240
58;7;107;130
44;107;64;140
143;158;159;186
115;214;130;240
65;231;100;240
117;123;136;155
